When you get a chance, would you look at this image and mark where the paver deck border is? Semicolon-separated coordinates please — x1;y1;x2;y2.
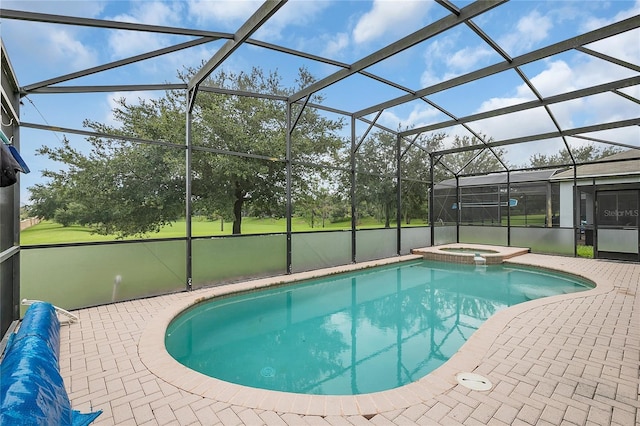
138;251;612;417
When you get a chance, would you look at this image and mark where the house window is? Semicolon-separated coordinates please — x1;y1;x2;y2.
597;190;639;228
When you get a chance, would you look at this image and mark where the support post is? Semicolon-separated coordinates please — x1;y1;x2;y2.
396;134;402;255
573;168;578;257
185;91;193;291
429;153;435;247
506;171;511;246
546;181;553;228
350;116;357;263
455;175;461;243
286;102;292;273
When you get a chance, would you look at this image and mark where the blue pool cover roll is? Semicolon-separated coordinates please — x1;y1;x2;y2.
0;302;101;426
13;300;61;358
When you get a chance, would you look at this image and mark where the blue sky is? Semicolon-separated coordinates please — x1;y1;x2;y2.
1;0;639;203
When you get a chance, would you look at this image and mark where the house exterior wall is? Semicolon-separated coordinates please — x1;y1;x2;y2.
559;182;575;228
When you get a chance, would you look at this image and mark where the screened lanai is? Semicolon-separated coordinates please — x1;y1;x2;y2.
1;0;639;335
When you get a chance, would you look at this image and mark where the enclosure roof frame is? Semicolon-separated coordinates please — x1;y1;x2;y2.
0;0;637;165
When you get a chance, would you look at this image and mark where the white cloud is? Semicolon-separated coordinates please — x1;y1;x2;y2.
48;29;99;70
575;56;638;93
419;37;459;87
446;46;494;72
579;127;640;149
2;0;105;16
255;0;329;41
499;10;553;55
186;1;329;45
322;33;350;58
574;91;640;128
525;60;575;97
419;69;461;88
380;104;442;130
463;61;577;148
527;50;637;100
423;36;453;60
107;2;185;59
619;85;640;100
419;70;440;88
584;28;640;66
353;0;433;44
476;95;536;113
462;46;640;164
471;107;559;142
187;0;261;27
139;1;184;26
2;1;102;73
160;43;224;77
418;33;495;87
2;21;98;73
108;30;163;60
517;10;552;43
581;0;640;31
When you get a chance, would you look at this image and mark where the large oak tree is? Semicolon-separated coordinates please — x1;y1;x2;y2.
30;66;345;237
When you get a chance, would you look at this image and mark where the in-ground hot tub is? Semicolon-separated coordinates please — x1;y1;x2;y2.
412;243;529;265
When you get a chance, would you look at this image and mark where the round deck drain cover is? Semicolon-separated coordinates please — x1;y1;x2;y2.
456;372;492;391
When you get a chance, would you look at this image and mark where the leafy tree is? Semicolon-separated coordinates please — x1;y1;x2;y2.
28;177;68;223
189;67;344;234
29;66;345;237
529;144;621;167
355;131;398;228
400;133;445;224
33;134;185;236
439;134;508;176
296;187;337;228
342;130;447;227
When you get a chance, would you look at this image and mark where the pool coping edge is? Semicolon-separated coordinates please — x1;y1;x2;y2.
138;252;611;417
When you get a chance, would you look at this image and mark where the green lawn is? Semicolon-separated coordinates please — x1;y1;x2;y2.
21;217;427;245
503;214;546;226
21;221;120;245
577;245;594;258
19;218;302;245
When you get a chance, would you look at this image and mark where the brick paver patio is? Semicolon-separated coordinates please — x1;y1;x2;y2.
59;253;639;425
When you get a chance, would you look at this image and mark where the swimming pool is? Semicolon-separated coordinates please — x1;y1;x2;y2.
165;260;592;395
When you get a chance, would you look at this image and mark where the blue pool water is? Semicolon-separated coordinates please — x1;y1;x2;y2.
165;260;592;395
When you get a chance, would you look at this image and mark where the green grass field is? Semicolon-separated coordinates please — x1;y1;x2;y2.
577;245;594;258
503;214;546;226
20;215;565;246
21;217;428;245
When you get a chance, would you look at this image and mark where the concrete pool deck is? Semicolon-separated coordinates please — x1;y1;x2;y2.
59;253;639;425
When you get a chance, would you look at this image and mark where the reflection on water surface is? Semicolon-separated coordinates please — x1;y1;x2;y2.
166;260;591;395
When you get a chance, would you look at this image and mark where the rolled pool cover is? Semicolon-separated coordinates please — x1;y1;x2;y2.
0;302;101;425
